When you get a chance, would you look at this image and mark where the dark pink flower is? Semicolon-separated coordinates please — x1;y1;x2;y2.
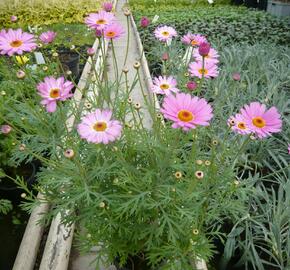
102;2;113;12
198;42;211;57
186;81;197;91
140;17;150;28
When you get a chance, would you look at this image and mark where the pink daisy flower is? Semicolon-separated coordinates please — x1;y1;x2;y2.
228;113;251;135
103;23;125;40
240;102;282;138
154;26;177;42
193;47;219;64
0;29;37;56
77;109;122;144
85;11;115;31
37;76;74;113
160;93;213;131
181;33;207;47
151;76;179;95
188;61;219;79
39;31;57;44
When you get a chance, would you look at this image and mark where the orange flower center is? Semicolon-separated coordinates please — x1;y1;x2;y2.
237;122;246;130
191;40;198;46
252;117;266;128
160;83;170;90
106;31;116;38
162;31;169;36
96;19;106;24
198;68;208;75
177;110;194;122
93;121;107;132
49;88;60;98
10;40;23;48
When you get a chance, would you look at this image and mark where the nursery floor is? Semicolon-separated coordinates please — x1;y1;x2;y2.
69;0;153;269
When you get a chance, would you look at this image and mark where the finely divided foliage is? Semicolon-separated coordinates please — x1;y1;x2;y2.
0;2;289;270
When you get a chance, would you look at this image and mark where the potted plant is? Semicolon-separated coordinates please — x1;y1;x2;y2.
1;6;285;270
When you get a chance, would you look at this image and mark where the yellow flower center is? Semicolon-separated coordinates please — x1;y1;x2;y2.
96;19;106;24
106;31;116;38
10;40;23;48
93;121;107;132
198;68;208;75
177;110;194;122
49;88;60;98
160;83;170;90
252;117;266;128
237;122;246;130
162;31;169;36
191;40;198;46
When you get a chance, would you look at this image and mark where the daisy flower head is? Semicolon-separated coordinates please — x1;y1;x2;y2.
151;75;179;95
181;33;207;47
228;113;251;135
160;93;213;131
77;109;122;144
240;102;282;138
193;47;219;64
0;29;37;56
189;61;219;79
154;26;177;42
39;31;57;44
85;11;115;31
37;76;74;113
103;23;125;40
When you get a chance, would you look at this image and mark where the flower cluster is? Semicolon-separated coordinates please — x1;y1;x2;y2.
85;8;125;41
229;102;282;138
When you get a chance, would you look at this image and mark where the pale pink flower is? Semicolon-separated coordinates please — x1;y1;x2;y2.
288;144;290;154
228;113;251;135
77;109;122;144
0;29;37;56
103;23;125;40
39;31;57;44
192;47;219;64
232;72;241;81
37;76;74;113
240;102;282;138
85;11;115;31
189;61;219;79
181;33;207;46
151;76;179;95
160;93;213;131
1;124;12;134
154;26;177;42
102;2;113;12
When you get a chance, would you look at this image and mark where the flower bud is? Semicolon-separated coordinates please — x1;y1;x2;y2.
123;9;131;16
134;102;141;110
95;29;103;37
174;171;182;179
19;144;26;151
232;72;241;81
10;15;17;22
198;42;211;57
1;124;12;134
133;61;141;69
140;16;150;28
16;70;26;79
102;2;113;12
186;81;197;91
161;52;169;61
195;171;204;179
64;149;75;159
87;47;95;56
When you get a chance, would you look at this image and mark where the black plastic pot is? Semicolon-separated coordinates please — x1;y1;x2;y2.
58;49;80;78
